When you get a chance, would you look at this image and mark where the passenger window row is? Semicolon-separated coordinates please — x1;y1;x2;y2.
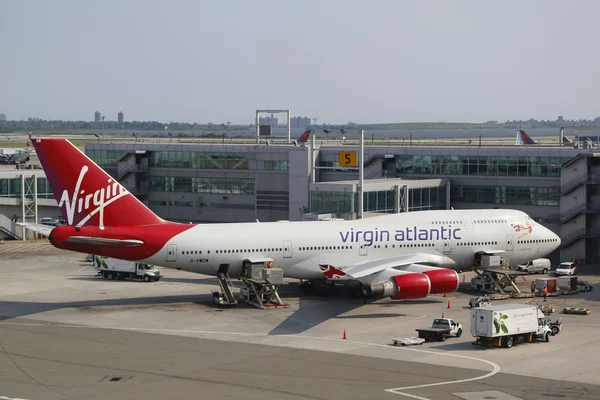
474;219;507;224
457;241;498;246
432;220;463;225
181;248;284;255
299;246;353;251
518;239;558;244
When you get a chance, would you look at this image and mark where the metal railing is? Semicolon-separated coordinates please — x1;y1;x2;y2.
561;174;587;195
0;214;22;240
117;163;148;180
560;228;586;248
562;173;600;195
560;203;586;223
560;228;600;248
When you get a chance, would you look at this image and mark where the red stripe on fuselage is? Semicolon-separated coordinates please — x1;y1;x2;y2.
49;223;195;260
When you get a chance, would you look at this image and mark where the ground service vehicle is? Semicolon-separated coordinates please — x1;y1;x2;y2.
469;296;492;308
416;318;463;342
515;258;551;274
471;304;552;348
555;262;577;276
95;256;161;282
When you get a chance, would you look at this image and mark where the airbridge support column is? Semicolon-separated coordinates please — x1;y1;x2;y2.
358;129;364;219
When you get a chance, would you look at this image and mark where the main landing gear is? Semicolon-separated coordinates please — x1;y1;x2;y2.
300;279;340;296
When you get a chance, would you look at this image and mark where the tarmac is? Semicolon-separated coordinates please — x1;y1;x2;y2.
1;242;600;400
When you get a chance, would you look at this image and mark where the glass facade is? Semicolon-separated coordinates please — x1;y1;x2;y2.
395;155;570;177
311;187;446;215
319;161;357;172
85;149;125;167
148;200;254;210
148;175;255;195
0;177;54;199
451;185;560;206
148;151;248;170
264;160;289;171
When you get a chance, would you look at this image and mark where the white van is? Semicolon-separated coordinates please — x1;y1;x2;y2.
515;258;551;274
555;262;576;276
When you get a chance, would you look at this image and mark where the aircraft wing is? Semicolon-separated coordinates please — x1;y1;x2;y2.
65;237;144;247
341;253;442;279
17;222;54;237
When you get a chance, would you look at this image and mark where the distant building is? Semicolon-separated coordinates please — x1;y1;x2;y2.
118;111;124;123
290;116;311;128
259;114;278;126
558;116;564;122
0;113;6;121
94;111;101;122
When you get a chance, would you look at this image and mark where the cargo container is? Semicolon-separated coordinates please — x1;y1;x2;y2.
470;304;552;348
557;276;578;291
480;255;502;269
535;277;557;293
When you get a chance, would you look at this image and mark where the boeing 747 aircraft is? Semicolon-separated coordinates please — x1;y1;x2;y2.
20;137;561;301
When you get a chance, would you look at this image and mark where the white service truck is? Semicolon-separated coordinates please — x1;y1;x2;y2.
514;258;551;274
470;304;552;348
95;256;161;282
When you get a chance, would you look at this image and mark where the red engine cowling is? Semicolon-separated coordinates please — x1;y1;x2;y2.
391;273;431;300
423;269;459;294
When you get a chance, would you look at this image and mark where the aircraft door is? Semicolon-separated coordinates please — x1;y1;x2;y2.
506;235;514;251
476;312;488;336
166;244;177;262
443;240;451;255
359;238;368;256
283;240;292;258
460;212;474;229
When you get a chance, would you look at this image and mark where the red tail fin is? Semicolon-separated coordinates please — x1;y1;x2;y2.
32;138;165;227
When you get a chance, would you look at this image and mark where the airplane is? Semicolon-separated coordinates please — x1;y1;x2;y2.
297;129;311;144
19;137;561;301
0;141;34;164
515;130;537;145
562;135;573;145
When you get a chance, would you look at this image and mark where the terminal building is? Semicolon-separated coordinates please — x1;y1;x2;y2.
0;138;597;265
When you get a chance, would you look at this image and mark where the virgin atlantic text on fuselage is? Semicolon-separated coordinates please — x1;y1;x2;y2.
339;226;462;246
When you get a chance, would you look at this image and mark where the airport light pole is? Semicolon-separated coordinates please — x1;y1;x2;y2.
101;115;105;137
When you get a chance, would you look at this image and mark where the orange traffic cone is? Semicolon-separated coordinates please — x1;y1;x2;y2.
1;239;4;245
343;330;347;340
441;313;444;318
443;293;447;297
447;300;451;309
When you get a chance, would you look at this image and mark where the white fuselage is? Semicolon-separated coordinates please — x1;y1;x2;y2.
142;209;560;283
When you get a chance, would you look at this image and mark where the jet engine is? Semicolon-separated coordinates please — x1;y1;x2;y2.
365;273;431;300
422;269;460;294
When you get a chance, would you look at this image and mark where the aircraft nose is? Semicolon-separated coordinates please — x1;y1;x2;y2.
554;231;561;248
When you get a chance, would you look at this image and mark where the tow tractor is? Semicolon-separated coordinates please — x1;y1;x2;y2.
415;318;463;342
546;318;563;335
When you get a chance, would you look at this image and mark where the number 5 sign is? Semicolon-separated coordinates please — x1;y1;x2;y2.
338;151;357;167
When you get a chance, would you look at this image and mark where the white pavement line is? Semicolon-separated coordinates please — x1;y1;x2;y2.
383;349;500;399
0;396;33;400
0;322;501;400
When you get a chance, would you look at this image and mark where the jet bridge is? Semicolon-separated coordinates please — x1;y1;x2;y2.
470;253;527;294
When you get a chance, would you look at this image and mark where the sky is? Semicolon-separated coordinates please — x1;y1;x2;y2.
1;0;599;124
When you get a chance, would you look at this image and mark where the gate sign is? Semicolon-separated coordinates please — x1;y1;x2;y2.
339;151;358;167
